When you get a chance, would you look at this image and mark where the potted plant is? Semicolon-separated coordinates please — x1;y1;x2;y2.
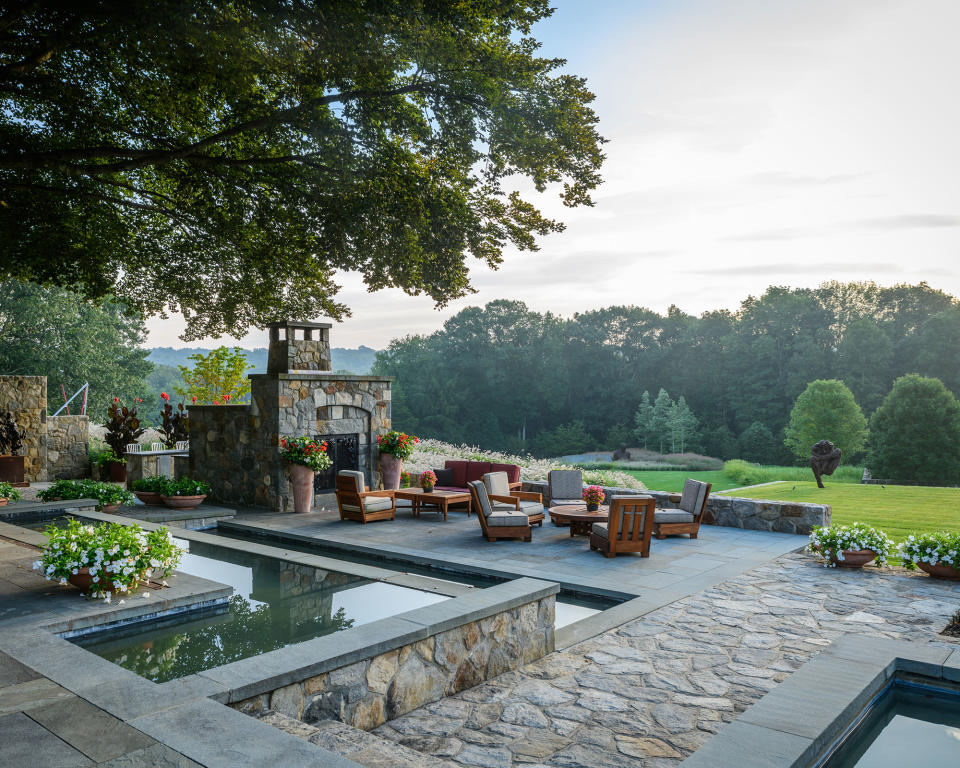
103;398;146;482
157;392;189;449
419;470;437;493
38;479;134;512
899;532;960;579
33;519;183;601
808;522;894;568
160;477;211;510
582;485;605;512
376;430;419;490
131;476;169;506
0;481;22;506
279;437;332;513
400;471;414;488
0;411;27;485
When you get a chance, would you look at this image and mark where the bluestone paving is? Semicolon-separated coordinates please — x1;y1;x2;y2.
0;711;94;767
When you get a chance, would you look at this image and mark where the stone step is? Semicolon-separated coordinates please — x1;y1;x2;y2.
258;711;457;768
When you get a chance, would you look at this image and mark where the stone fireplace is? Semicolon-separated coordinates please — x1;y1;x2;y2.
188;321;392;512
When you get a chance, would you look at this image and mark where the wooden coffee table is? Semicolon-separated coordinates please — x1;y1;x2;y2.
548;504;609;537
394;488;471;521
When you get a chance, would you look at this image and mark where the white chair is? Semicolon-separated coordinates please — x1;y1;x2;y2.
126;443;142;453
151;442;166;452
175;440;189;451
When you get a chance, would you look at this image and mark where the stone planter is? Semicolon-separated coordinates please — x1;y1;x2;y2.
67;567;137;595
833;548;877;568
160;494;207;510
918;562;960;580
107;461;126;483
100;504;121;514
0;455;25;485
134;491;164;506
289;463;315;513
380;454;402;490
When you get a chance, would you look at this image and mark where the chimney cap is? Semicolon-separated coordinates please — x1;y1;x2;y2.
265;320;333;330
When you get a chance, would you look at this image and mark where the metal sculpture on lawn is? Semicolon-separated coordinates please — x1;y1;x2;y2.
810;440;842;488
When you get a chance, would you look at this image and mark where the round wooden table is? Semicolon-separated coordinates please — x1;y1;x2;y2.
548;505;609;537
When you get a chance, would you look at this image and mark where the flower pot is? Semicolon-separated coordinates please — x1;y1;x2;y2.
160;494;206;510
380;454;402;490
0;455;25;485
832;549;877;568
134;491;164;506
586;503;599;512
421;484;435;494
289;463;315;513
100;504;121;514
0;498;7;507
107;461;126;483
67;567;128;595
918;562;960;580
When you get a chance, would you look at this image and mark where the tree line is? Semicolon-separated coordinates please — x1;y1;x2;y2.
373;281;960;463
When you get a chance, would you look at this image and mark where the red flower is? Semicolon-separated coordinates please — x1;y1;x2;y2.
113;397;119;403
223;394;231;402
191;396;197;403
160;392;169;401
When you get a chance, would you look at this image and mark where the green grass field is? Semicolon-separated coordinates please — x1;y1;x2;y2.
622;469;741;492
725;481;960;543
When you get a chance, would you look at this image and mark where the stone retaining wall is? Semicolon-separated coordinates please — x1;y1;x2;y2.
523;482;830;535
0;375;47;481
46;415;89;479
221;579;557;732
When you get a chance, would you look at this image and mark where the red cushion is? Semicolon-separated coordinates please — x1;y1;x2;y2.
445;460;468;488
489;463;520;483
465;461;491;484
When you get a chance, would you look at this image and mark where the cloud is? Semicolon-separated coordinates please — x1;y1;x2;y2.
743;171;866;187
723;214;960;242
690;262;906;277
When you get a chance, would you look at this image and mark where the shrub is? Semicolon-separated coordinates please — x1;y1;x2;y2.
0;481;22;502
376;430;419;460
38;479;134;510
898;532;960;571
131;476;169;493
279;436;332;472
722;460;863;486
808;523;894;566
161;477;211;497
32;518;182;601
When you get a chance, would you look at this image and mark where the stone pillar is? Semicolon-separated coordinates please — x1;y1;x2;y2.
0;375;48;482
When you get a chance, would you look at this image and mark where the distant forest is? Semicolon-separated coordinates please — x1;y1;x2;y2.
373;282;960;462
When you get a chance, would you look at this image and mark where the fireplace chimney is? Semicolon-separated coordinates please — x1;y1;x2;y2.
266;320;332;374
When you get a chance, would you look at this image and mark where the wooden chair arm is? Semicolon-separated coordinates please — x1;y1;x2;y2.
668;493;682;503
489;494;520;508
512;491;542;502
361;490;395;498
508;481;523;490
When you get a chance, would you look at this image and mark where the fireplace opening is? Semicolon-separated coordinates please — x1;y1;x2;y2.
314;433;360;491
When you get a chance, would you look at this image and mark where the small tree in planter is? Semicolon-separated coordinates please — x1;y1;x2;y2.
899;532;960;579
33;519;183;601
280;437;331;513
808;522;894;568
157;392;189;449
103;398;146;481
0;411;27;485
376;430;419;490
0;481;22;505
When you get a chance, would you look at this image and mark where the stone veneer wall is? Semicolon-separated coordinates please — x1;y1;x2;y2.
46;415;89;479
525;482;831;535
0;375;47;481
231;595;555;731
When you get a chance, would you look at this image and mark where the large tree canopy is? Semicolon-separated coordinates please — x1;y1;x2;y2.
0;1;604;339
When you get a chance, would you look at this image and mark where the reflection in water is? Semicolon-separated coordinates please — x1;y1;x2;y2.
75;539;447;682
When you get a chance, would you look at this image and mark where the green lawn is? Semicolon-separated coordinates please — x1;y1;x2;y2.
724;481;960;543
623;469;741;493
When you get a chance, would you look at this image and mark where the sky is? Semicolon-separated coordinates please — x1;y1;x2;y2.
146;0;960;349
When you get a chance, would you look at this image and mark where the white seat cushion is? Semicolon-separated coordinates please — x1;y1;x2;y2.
487;511;529;527
483;471;511;497
592;521;610;539
654;509;695;524
342;496;393;513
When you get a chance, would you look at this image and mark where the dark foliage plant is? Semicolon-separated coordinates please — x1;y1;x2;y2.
157;397;189;449
103;400;146;457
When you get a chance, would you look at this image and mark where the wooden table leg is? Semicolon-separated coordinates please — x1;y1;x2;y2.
441;499;448;521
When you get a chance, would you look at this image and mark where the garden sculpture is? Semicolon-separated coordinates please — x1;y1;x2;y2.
611;443;632;461
810;440;842;488
0;412;26;455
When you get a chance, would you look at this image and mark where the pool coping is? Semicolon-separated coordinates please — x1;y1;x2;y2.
678;635;960;768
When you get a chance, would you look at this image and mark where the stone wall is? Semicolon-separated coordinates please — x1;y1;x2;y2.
0;375;47;481
231;594;556;731
46;415;89;479
524;482;830;535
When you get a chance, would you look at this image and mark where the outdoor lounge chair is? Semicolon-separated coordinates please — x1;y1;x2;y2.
482;471;545;526
547;469;584;509
335;469;396;524
653;479;711;539
468;480;532;542
590;496;655;558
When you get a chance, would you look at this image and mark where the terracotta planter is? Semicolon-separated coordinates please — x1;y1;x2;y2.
289;463;315;513
134;491;164;506
833;548;878;568
918;562;960;580
0;498;7;507
107;461;126;483
99;503;121;514
67;567;134;595
380;454;402;490
160;494;206;510
0;455;25;485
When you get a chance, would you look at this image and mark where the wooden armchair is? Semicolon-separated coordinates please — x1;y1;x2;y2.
335;470;395;524
468;480;532;542
654;480;711;539
590;496;654;558
482;472;545;526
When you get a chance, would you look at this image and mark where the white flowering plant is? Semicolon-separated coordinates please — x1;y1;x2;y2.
33;519;183;601
808;522;894;567
898;532;960;571
0;481;22;502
